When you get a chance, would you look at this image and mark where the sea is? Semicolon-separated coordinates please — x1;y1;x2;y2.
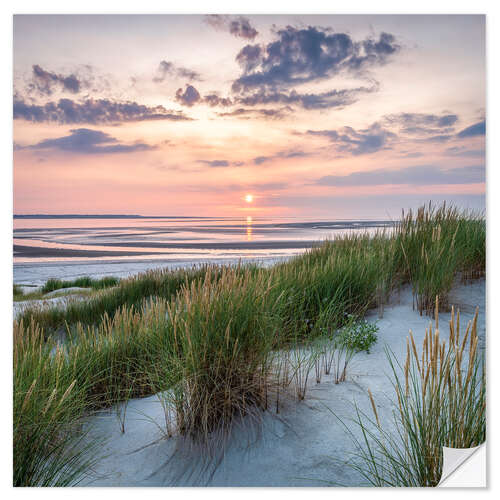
13;215;394;285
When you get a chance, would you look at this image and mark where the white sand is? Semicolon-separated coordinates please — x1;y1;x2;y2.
42;286;91;298
80;279;485;487
13;288;93;319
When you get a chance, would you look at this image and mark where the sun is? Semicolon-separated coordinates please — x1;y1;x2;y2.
244;194;254;203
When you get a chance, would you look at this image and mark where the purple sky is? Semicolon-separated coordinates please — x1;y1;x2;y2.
13;15;485;217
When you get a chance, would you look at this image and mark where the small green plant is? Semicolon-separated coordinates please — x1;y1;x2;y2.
316;319;378;384
13;284;24;298
336;318;378;354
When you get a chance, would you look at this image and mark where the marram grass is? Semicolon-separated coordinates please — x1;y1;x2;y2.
394;202;485;315
164;268;280;450
41;276;120;294
335;298;485;487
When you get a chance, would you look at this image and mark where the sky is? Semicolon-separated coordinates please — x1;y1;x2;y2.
13;14;486;218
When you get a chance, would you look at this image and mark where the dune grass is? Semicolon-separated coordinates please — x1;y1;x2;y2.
18;265;233;332
394;202;485;314
13;284;24;298
165;268;281;448
41;276;120;294
13;321;100;486
12;202;485;486
336;300;485;487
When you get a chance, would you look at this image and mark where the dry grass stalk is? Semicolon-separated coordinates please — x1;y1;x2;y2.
346;298;485;487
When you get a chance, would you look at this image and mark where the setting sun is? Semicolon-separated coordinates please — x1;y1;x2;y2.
245;194;254;203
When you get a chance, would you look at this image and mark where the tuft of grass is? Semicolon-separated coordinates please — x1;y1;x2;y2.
394;202;485;315
13;284;24;298
164;267;280;449
13;321;100;486
335;299;485;487
41;276;120;294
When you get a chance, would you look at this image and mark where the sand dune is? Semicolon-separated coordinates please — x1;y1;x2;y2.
81;279;485;487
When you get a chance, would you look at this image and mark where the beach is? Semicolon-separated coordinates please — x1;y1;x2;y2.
80;279;485;486
13;206;486;487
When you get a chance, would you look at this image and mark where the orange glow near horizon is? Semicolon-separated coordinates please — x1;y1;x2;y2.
12;16;486;218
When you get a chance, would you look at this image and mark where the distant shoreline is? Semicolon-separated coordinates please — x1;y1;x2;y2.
13;214;209;219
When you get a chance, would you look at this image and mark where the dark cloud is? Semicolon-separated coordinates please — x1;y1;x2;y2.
22;128;155;155
193;159;247;168
174;86;296;117
457;120;486;138
254;156;271;165
253;149;312;165
30;64;81;95
307;123;396;155
316;165;485;187
400;126;455;136
203;94;233;107
153;60;202;83
13;97;192;124
180;84;377;113
232;26;399;92
237;84;378;110
175;85;235;108
175;85;201;107
217;106;293;120
236;45;263;72
205;15;258;40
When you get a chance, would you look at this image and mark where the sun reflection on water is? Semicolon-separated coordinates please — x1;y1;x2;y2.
246;216;253;241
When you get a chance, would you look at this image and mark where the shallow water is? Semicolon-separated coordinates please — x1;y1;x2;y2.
13;215;394;284
14;216;393;262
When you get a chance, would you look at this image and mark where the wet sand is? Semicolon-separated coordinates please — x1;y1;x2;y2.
13;244;160;259
14;240;320;259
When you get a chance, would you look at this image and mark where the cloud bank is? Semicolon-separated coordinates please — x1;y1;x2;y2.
14;98;192;124
457;120;486;138
232;27;400;92
22;128;155;155
308;123;396;155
